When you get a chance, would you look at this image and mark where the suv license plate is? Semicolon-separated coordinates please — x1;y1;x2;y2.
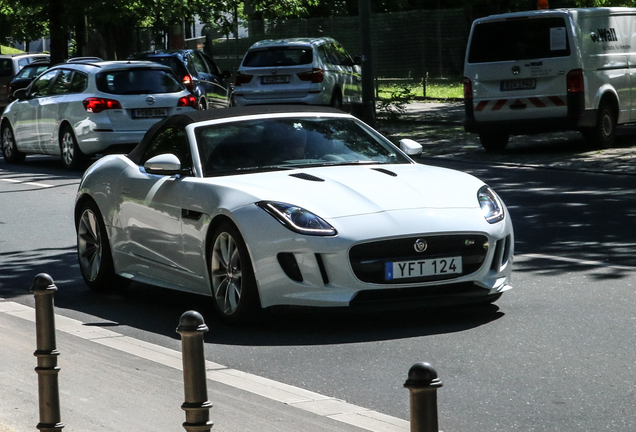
500;79;536;91
385;256;462;280
133;108;168;118
262;75;290;84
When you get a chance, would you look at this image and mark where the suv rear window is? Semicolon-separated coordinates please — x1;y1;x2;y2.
95;68;183;94
468;17;570;63
242;48;313;67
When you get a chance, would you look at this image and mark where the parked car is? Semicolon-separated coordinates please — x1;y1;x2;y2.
464;7;636;151
1;60;197;169
74;105;514;324
7;59;50;102
128;49;233;110
234;37;362;110
1;53;50;107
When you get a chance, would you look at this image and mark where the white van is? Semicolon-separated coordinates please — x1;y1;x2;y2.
463;7;636;151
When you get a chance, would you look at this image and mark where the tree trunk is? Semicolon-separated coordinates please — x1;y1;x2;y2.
48;0;66;64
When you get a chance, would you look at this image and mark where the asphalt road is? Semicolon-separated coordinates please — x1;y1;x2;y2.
1;146;636;431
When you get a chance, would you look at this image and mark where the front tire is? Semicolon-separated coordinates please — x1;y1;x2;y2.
60;125;87;169
209;222;260;324
76;200;117;290
1;122;26;164
479;132;509;152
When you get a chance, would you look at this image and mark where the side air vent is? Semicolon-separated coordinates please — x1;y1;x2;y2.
289;173;325;182
372;168;398;177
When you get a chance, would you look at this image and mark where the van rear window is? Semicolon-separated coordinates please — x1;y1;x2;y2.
468;17;570;63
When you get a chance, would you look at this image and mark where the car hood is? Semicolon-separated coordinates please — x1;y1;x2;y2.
208;163;487;219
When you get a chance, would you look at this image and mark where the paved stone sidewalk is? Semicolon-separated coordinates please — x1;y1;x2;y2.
378;101;636;176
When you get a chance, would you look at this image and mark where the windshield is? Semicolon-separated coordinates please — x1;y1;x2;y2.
95;68;183;94
468;17;570;63
195;117;410;176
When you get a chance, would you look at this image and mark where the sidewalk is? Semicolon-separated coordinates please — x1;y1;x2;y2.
0;301;408;432
380;101;636;176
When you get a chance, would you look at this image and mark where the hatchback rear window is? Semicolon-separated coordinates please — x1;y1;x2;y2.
242;48;313;67
95;68;183;94
468;17;570;63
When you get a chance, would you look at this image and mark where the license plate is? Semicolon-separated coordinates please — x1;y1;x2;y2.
385;256;462;280
500;79;536;91
133;108;168;118
262;75;290;84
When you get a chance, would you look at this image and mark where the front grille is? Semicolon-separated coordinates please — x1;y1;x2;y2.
349;234;489;284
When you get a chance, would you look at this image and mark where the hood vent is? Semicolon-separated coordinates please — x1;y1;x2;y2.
289;172;325;182
372;168;398;177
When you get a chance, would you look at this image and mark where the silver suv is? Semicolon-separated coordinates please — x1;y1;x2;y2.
0;53;49;107
234;37;362;110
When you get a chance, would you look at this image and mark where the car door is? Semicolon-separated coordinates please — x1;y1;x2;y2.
13;69;59;151
199;51;231;108
116;125;197;290
331;42;362;104
36;68;75;154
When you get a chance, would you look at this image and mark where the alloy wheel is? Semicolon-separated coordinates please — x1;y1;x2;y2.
2;127;15;158
77;208;103;282
211;232;243;315
61;131;75;167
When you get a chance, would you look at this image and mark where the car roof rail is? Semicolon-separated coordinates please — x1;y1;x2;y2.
66;56;104;63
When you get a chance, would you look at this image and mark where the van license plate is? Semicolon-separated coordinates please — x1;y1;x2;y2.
500;79;536;91
262;75;290;84
385;257;462;280
133;108;168;118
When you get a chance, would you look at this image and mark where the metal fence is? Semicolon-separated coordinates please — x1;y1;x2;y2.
132;8;470;81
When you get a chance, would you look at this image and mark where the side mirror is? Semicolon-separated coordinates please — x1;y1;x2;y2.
144;153;191;176
399;139;423;156
13;88;28;101
352;55;362;65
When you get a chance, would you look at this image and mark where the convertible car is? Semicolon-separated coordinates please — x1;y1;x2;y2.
75;105;514;323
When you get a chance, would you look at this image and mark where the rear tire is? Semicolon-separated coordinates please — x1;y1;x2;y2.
479;132;509;152
60;125;87;169
584;100;616;149
1;122;26;164
330;90;343;110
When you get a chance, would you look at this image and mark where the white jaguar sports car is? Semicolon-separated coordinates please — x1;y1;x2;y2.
75;105;514;323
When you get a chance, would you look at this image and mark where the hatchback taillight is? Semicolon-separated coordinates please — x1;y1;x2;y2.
83;97;122;113
235;72;253;86
567;69;584;93
182;75;194;92
297;68;324;83
463;77;473;100
178;95;197;108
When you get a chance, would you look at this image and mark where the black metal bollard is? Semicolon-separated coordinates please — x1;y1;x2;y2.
404;362;442;432
177;311;213;432
31;273;64;432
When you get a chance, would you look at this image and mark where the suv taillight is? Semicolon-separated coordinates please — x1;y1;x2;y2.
297;68;324;83
182;75;194;92
83;97;122;113
567;69;584;93
178;95;197;108
235;72;253;86
463;77;473;100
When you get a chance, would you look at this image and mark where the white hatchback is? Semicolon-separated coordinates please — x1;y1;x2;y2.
1;60;197;168
234;37;362;110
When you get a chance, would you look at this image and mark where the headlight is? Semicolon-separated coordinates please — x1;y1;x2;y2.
256;201;337;236
478;186;505;224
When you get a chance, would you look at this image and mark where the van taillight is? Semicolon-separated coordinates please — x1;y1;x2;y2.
234;72;253;86
182;75;194;92
83;97;122;113
463;77;473;100
567;69;584;93
297;68;324;83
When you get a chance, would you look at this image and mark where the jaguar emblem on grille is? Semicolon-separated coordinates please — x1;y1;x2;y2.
414;239;428;253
